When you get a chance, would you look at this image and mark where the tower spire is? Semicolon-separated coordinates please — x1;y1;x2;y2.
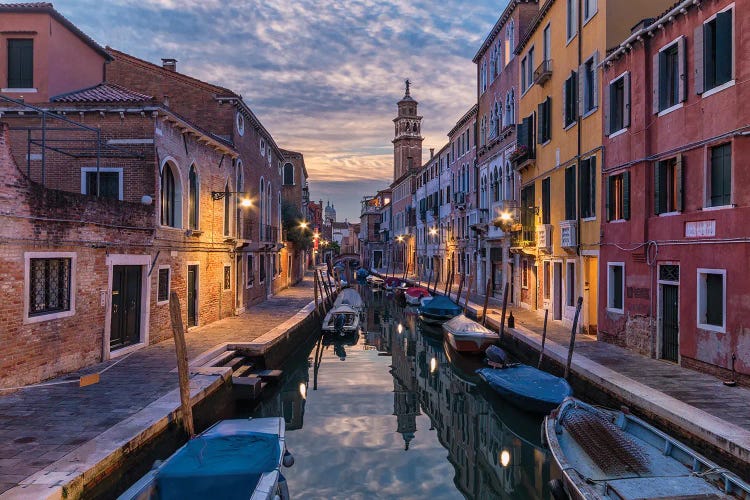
404;79;410;97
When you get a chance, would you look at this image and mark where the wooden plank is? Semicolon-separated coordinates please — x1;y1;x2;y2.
169;291;194;437
79;373;99;387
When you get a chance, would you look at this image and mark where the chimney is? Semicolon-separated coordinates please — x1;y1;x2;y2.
430;148;435;159
161;58;177;72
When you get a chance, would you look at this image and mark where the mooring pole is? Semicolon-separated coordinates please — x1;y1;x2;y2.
169;292;195;438
464;270;473;313
565;297;584;380
456;273;465;305
538;309;549;369
314;271;320;315
481;278;491;326
499;281;509;343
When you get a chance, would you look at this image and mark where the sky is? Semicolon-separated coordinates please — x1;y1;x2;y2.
55;0;508;222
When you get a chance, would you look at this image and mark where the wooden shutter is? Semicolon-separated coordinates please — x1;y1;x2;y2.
652;53;660;113
605;176;612;221
578;63;586;117
676;154;684;212
537;102;545;144
654;161;663;215
623;73;631;128
589;156;597;217
678;36;687;102
565;166;576;220
517;119;527;151
604;81;611;136
716;10;733;84
546;97;552;142
562;78;568;126
578;161;586;218
694;24;705;94
593;51;600;109
623;171;631;220
7;39;33;88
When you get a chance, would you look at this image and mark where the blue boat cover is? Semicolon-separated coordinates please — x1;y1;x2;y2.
477;366;572;413
156;432;279;500
419;296;461;316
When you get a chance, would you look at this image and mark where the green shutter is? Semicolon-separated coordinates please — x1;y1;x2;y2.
606;176;612;221
705;273;723;327
590;156;596;218
565;166;576;220
7;39;33;88
654;161;663;215
623;171;631;220
716;10;733;86
537;102;544;144
676;155;683;212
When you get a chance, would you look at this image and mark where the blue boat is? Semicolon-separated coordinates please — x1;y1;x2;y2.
356;268;369;280
545;397;750;499
477;365;572;414
119;418;293;500
418;295;462;325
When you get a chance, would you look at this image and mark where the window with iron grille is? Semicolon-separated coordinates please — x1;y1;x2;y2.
84;171;120;200
29;258;71;316
659;265;679;283
223;265;231;290
608;263;624;312
157;268;170;302
260;254;266;283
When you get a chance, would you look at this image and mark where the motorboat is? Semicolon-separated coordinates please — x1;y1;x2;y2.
404;286;431;305
384;276;401;290
418;295;461;325
419;296;433;308
544;397;750;499
442;314;498;354
395;282;409;297
322;304;360;336
356;268;369;281
367;276;384;289
476;345;572;413
333;288;364;311
118;417;293;500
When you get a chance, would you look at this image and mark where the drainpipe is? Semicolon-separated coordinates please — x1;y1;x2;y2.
576;0;584;330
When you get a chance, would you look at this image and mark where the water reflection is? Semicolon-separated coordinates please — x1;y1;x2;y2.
249;285;555;499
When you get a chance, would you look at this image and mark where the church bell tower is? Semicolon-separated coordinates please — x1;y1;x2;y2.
392;80;423;182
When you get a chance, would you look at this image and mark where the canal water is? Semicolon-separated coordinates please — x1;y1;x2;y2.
247;285;559;499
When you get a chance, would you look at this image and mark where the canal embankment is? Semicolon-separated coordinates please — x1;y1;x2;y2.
373;272;750;481
0;273;328;499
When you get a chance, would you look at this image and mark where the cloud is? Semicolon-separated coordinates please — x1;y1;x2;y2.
58;0;509;220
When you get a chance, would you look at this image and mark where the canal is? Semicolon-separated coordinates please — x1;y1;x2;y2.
246;285;560;499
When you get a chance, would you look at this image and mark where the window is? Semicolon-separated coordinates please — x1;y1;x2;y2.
697;269;725;332
527;47;534;91
607;172;630;221
246;254;254;287
537;97;551;143
189;165;198;230
566;0;577;41
521;56;527;91
607;263;624;313
541;177;551;225
543;261;551;299
516;113;535;156
564;166;576;221
223;265;231;290
7;39;33;88
654;156;682;214
157;267;170;303
223;182;231;236
543;24;551;62
260;138;266;156
522;260;529;289
699;8;733;94
26;255;74;321
160;163;178;227
283;162;294;185
607;73;630;134
272;253;277;278
506;19;515;61
579;156;596;219
583;0;597;22
581;55;598;114
260;254;266;283
563;72;578;127
709;143;731;207
82;169;121;200
236;113;245;136
655;39;685;113
566;261;575;307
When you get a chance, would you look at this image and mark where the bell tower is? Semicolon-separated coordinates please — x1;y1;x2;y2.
392;80;423;182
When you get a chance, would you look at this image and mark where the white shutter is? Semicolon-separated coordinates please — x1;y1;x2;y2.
603;80;611;136
652;53;660;113
578;63;585;116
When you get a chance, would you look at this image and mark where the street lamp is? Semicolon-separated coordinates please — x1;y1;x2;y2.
211;191;252;208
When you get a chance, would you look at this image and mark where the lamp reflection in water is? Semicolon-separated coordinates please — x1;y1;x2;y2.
500;449;511;467
299;382;307;400
430;357;438;374
397;323;403;334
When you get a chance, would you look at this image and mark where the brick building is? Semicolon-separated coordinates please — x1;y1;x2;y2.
281;148;309;285
599;0;749;382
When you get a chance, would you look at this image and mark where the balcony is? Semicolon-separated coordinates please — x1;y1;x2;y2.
510;228;537;250
560;220;577;249
454;192;466;208
537;224;553;253
239;218;254;241
419;209;427;222
261;225;279;243
533;59;553;86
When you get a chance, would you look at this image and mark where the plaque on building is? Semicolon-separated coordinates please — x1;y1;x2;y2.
685;220;715;238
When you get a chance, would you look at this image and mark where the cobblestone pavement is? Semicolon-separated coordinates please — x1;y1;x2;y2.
0;277;314;494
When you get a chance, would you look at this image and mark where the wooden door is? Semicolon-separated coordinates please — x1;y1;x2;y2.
111;265;141;349
661;284;679;362
188;265;198;327
553;262;563;320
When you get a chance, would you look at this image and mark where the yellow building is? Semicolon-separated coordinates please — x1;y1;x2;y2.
514;0;672;332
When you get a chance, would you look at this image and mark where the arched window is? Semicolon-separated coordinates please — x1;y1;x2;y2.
506;19;515;57
223;181;231;236
283;162;294;185
188;165;198;230
493;166;500;202
160;161;181;228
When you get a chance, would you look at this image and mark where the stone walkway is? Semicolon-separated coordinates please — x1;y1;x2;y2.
0;277;314;495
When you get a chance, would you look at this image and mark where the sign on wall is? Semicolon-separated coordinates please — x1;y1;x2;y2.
685;220;716;238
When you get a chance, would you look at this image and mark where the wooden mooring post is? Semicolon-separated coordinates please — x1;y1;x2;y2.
464;270;473;313
169;292;194;438
564;297;584;380
481;279;491;326
314;271;320;315
499;281;509;343
456;273;465;304
538;309;549;369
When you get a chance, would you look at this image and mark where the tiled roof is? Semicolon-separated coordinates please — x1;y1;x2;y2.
51;83;153;103
0;2;112;60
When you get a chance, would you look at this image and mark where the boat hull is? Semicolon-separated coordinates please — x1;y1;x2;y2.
477;366;571;414
444;330;496;354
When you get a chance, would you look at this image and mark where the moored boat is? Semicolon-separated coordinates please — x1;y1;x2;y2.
322;304;361;336
405;286;431;305
368;276;384;289
118;417;293;500
544;397;750;499
333;288;363;311
384;276;401;290
442;314;498;354
356;268;369;281
418;295;461;325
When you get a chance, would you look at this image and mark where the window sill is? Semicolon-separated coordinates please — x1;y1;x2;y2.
1;88;37;93
608;219;627;224
658;211;681;217
110;342;145;358
582;11;598;27
701;204;735;212
157;299;169;306
657;102;683;117
581;216;597;222
702;80;735;99
697;324;726;334
24;308;75;324
564;122;576;132
608;128;628;139
581;107;598;120
566;34;577;47
607;307;625;315
246;284;254;289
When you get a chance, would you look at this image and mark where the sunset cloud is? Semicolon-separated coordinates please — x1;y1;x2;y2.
58;0;506;220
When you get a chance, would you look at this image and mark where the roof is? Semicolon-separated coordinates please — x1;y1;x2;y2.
0;3;112;60
516;0;555;55
473;0;538;63
279;148;309;179
448;104;478;138
51;83;153;103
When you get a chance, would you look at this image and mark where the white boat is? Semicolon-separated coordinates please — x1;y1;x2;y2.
442;314;499;354
334;288;363;311
322;304;361;335
420;296;433;308
368;276;384;288
119;417;293;500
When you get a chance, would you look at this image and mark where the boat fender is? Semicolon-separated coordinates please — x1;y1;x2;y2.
283;449;295;467
548;479;569;500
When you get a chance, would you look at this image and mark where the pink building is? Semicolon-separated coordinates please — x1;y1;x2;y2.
599;0;750;384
